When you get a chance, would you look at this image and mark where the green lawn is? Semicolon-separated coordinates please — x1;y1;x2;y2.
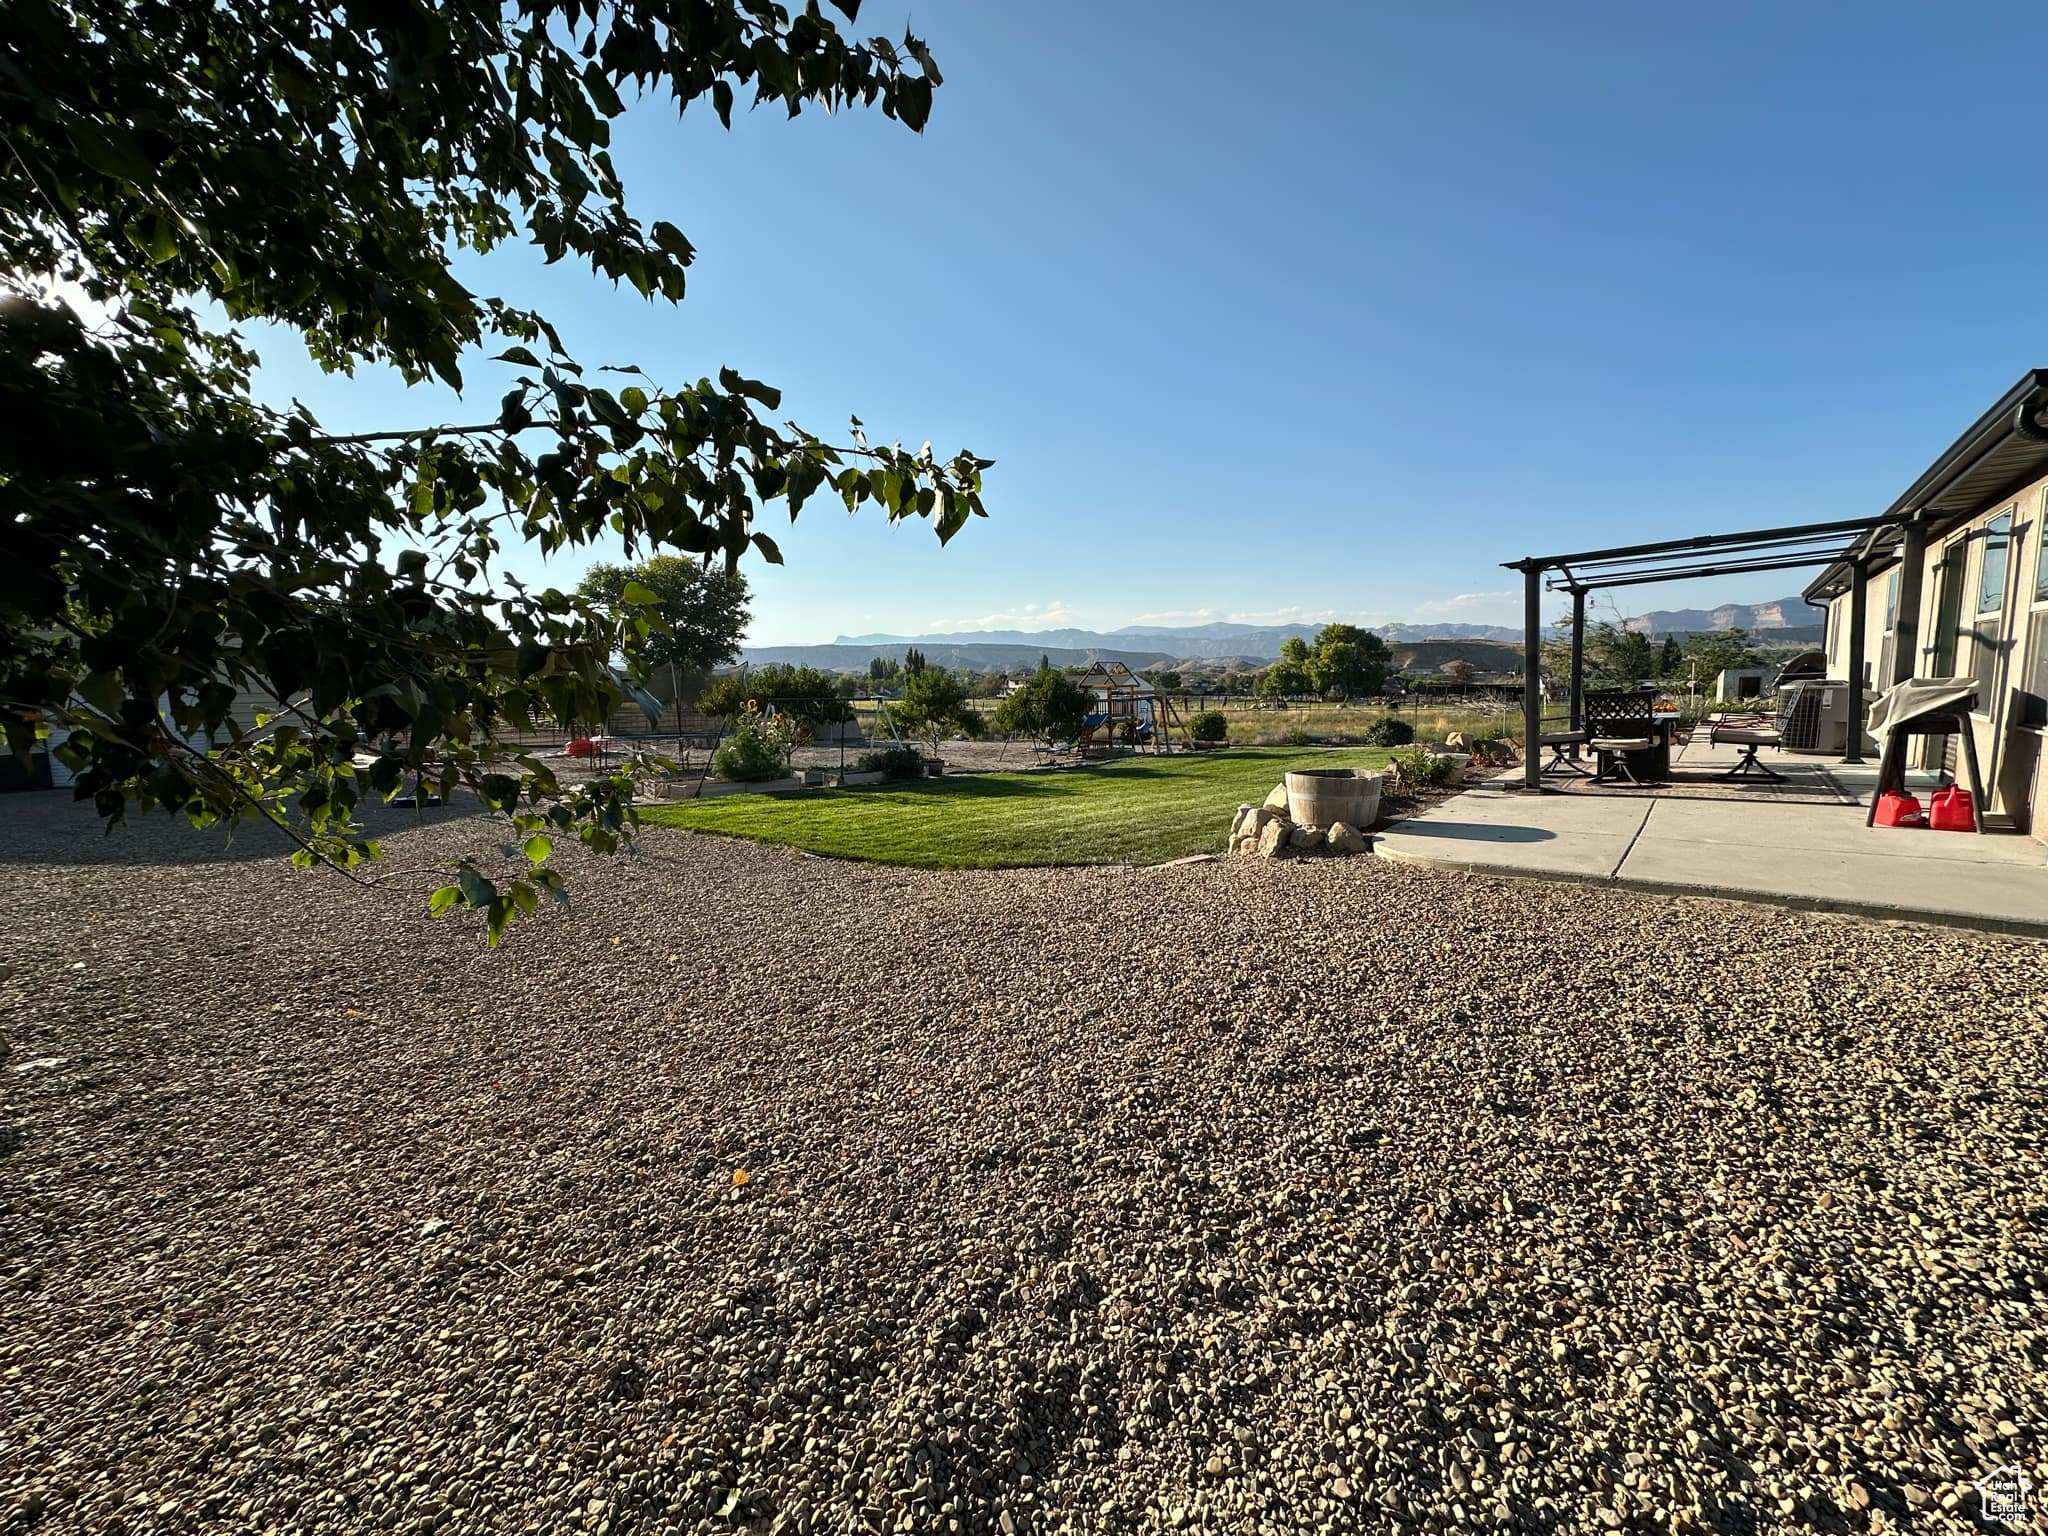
638;748;1392;869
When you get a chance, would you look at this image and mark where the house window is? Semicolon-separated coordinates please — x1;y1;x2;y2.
1876;570;1899;688
2037;490;2048;603
1979;511;2013;614
2025;490;2048;726
1929;542;1964;678
1971;511;2015;713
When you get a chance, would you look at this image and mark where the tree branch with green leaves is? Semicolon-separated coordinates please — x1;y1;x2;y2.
0;0;988;943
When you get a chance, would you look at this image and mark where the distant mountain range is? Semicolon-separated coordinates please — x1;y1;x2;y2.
1617;597;1824;636
741;598;1826;670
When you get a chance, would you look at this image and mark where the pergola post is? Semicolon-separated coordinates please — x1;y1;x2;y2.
1842;558;1868;764
1568;587;1587;734
1521;562;1543;789
1892;516;1927;686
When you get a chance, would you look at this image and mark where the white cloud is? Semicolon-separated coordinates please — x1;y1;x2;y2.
1125;607;1226;626
1412;590;1518;616
923;600;1083;633
1222;606;1348;626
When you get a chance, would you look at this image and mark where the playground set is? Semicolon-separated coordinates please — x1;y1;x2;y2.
1045;661;1192;758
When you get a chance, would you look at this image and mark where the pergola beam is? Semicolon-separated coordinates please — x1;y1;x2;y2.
1552;551;1869;591
1514;514;1902;574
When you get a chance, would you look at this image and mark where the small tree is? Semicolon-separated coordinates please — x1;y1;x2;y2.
903;647;928;677
1657;635;1685;678
994;661;1092;745
695;676;749;717
1257;661;1311;701
741;664;852;727
896;667;983;757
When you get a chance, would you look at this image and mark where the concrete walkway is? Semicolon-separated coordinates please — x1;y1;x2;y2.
1376;732;2048;935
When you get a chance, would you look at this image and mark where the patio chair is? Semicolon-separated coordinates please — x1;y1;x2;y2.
1537;723;1591;778
1583;689;1656;785
1709;698;1788;781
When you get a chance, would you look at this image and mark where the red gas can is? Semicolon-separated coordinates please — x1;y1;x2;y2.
1927;784;1975;832
1873;791;1924;828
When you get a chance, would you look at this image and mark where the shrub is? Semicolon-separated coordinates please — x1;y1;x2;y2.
854;745;925;781
1280;726;1315;747
1388;745;1458;788
1189;710;1228;743
712;709;797;782
1362;716;1415;747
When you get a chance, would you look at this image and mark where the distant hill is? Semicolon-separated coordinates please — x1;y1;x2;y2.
1620;596;1825;636
806;617;1523;668
745;598;1824;673
737;641;1175;672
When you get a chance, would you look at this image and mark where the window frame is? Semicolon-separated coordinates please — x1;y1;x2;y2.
2025;487;2048;729
1970;508;2016;719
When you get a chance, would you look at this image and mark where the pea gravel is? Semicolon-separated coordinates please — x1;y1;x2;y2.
1;796;2043;1535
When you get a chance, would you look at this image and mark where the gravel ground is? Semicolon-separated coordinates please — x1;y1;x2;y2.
2;793;2044;1536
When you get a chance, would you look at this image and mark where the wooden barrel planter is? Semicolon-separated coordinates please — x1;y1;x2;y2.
1285;767;1382;828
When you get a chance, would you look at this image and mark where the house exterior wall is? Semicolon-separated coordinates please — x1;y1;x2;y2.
1825;470;2048;837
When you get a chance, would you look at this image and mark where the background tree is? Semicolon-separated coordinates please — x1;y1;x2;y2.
903;647;929;677
1305;624;1391;699
993;660;1092;746
867;656;903;686
1683;628;1765;692
1657;635;1685;678
577;557;750;674
895;667;983;757
1440;658;1476;687
1;0;985;942
1256;659;1312;701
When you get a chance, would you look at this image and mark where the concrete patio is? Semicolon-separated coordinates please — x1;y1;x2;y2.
1376;729;2048;935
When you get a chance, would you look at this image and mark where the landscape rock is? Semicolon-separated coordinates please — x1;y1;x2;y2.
1262;783;1289;813
1326;821;1367;853
1287;824;1326;852
1256;819;1292;858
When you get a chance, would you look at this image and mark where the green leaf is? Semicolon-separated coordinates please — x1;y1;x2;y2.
717;366;782;410
458;865;496;908
751;531;784;565
78;670;124;716
429;885;462;916
619;580;659;606
522;832;552;864
651;220;696;265
495;345;542;367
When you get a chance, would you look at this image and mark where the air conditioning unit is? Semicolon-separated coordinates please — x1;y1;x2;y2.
1780;679;1850;754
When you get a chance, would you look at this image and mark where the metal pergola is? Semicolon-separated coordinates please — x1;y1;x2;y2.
1503;513;1909;790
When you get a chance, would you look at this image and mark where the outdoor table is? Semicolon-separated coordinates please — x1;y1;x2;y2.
1600;716;1676;782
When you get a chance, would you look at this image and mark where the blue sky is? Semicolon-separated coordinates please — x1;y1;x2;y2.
248;1;2048;644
